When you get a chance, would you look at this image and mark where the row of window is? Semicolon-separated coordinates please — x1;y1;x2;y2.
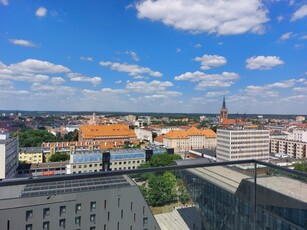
26;202;96;221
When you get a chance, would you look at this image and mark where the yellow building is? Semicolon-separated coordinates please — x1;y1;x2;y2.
163;127;217;153
19;147;43;164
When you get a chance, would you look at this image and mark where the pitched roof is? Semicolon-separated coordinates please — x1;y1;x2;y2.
164;127;216;139
80;123;136;139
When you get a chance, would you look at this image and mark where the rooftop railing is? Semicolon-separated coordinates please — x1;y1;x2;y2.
0;159;306;230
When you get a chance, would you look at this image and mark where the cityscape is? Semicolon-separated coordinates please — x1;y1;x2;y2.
1;0;307;230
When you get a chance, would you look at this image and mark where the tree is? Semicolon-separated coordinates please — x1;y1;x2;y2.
293;161;307;173
152;132;157;139
63;129;79;141
146;153;182;167
12;128;61;147
147;172;177;206
49;152;70;162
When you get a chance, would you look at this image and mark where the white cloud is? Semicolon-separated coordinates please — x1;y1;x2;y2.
176;48;182;53
67;73;101;86
291;5;307;21
174;71;239;82
244;78;306;97
194;54;227;70
9;39;38;47
174;71;239;90
135;0;268;35
100;88;127;94
80;57;93;62
276;15;284;22
293;87;307;93
35;7;47;17
194;43;202;48
0;0;8;6
133;75;148;80
278;32;293;41
31;83;76;94
125;51;140;61
50;77;65;85
8;59;70;74
126;80;173;93
245;85;279;97
115;80;122;84
246;56;284;70
300;35;307;39
99;61;162;77
205;91;229;97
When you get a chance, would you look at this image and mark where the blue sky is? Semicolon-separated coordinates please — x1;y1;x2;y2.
0;0;306;114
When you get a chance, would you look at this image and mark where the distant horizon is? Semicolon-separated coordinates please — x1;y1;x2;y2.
0;109;306;117
1;1;306;114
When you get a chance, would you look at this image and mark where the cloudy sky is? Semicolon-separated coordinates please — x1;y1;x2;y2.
0;0;306;114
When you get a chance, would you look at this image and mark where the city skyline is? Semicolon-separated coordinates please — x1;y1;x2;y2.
0;0;306;114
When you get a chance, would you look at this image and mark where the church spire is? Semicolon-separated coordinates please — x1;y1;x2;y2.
222;96;226;110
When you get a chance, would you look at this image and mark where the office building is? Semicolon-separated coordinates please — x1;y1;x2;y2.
66;149;147;174
0;175;160;230
178;160;307;230
216;128;270;162
0;132;18;179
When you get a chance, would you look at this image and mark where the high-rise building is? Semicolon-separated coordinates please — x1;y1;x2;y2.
0;132;19;179
216;128;270;162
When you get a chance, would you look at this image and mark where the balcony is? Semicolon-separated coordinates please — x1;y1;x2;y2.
0;159;306;230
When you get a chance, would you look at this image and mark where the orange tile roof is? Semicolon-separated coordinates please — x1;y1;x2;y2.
154;134;164;143
164;127;216;139
80;123;136;139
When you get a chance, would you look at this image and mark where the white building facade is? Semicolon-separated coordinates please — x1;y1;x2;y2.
216;129;270;162
0;133;19;179
287;129;307;143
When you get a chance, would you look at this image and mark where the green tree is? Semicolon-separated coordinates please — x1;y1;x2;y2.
49;152;70;162
293;161;307;173
12;128;61;147
63;129;79;141
147;171;177;206
152;132;158;139
147;153;182;167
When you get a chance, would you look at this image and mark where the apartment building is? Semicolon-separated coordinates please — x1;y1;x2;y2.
163;127;217;153
0;132;19;179
270;139;306;159
19;147;43;164
288;129;307;143
216;128;270;162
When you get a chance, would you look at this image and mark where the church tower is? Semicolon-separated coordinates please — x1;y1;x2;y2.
219;96;228;123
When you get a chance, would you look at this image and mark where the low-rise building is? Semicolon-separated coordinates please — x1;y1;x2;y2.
134;127;154;143
163;127;217;153
66;149;147;174
17;162;68;177
19;147;43;164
